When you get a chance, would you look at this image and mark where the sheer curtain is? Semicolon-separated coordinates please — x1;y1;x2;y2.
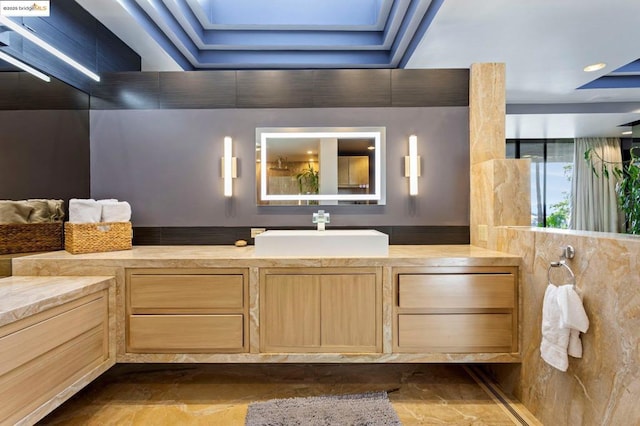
571;137;623;232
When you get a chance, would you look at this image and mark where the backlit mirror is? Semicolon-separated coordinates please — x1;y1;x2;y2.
256;127;386;205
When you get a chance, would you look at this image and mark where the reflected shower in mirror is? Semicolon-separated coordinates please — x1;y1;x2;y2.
256;127;385;206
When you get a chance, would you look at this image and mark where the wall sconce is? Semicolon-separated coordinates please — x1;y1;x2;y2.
0;16;100;81
222;136;237;197
404;135;420;196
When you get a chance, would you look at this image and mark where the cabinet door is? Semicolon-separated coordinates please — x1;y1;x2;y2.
262;274;321;351
337;156;369;186
321;274;377;351
260;269;381;353
349;156;369;185
338;157;350;185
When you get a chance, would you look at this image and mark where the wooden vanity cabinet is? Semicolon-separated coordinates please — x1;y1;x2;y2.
260;267;382;353
393;266;518;353
126;268;249;353
0;290;109;425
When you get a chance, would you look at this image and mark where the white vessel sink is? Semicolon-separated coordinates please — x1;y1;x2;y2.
254;229;389;257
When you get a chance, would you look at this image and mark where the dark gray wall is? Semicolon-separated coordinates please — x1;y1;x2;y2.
0;109;90;200
90;107;469;227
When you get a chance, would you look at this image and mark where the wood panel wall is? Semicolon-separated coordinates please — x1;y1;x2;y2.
89;69;470;109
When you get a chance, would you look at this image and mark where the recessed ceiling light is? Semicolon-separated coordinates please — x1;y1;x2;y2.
622;131;633;135
583;62;606;72
367;146;375;150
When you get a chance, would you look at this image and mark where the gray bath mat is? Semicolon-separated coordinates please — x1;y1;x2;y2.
245;391;402;426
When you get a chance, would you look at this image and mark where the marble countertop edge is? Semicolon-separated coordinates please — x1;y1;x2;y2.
9;245;521;264
0;276;115;327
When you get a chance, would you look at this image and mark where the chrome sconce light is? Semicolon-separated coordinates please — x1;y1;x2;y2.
222;136;237;197
404;135;421;196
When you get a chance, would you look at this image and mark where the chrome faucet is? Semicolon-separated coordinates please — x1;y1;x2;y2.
312;210;330;231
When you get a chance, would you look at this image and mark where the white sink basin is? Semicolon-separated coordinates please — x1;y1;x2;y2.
254;229;389;257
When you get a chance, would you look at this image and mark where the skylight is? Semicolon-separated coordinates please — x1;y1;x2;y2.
118;0;444;69
202;0;384;28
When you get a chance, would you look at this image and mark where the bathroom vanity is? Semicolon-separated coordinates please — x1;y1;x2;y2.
0;276;115;425
11;245;521;364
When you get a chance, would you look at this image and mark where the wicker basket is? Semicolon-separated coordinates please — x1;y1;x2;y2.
64;222;133;254
0;222;63;255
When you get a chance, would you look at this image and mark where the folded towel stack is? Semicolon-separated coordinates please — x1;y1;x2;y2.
540;283;589;371
68;199;102;223
98;199;132;222
0;199;65;224
69;199;132;223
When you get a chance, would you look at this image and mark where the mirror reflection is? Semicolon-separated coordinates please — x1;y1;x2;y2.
256;127;385;205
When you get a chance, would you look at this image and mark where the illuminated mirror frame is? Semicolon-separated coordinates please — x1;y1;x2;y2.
256;127;386;205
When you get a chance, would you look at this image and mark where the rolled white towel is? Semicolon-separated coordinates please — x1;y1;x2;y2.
100;201;131;222
69;199;101;223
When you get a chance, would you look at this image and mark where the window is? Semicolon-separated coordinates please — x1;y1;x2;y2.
506;139;573;228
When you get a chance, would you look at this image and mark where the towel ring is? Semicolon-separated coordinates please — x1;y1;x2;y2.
548;260;576;287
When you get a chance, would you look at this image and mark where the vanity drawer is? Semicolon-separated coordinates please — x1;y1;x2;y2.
129;274;244;312
0;328;105;425
0;291;108;425
398;273;515;309
0;294;106;376
397;313;513;352
128;314;244;352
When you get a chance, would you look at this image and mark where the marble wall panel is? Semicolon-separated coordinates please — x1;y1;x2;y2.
492;159;531;227
488;228;640;426
469;63;506;165
470;161;493;248
471;159;530;247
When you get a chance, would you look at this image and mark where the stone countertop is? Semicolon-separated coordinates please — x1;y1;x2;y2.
10;245;520;269
0;276;115;327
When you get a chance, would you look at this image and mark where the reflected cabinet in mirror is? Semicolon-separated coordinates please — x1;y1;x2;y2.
256;127;386;206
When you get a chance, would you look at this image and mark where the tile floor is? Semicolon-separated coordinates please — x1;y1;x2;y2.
38;364;537;425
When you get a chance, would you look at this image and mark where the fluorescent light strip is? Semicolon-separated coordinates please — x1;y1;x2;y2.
409;135;418;196
0;16;100;82
223;136;233;197
0;50;50;82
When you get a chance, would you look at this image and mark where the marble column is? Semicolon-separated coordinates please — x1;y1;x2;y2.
469;63;530;248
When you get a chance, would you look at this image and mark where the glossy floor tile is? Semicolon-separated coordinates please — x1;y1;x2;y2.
38;364;531;425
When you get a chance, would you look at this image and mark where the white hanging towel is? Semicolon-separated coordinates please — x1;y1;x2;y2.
558;285;589;358
540;284;589;371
